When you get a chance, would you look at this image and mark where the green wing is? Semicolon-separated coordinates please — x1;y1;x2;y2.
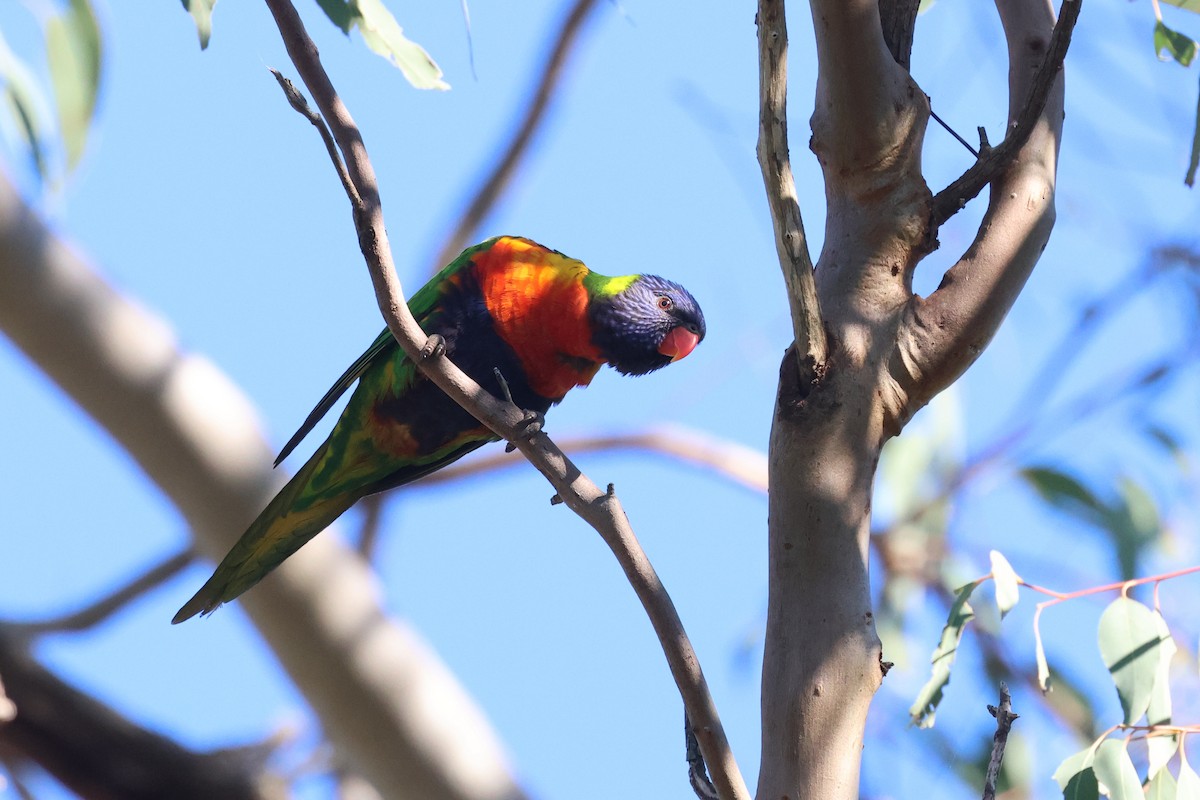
272;238;498;467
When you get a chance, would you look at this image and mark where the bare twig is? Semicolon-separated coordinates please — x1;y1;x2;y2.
418;425;768;494
756;0;826;380
262;3;748;797
982;683;1018;800
931;0;1081;227
12;549;193;636
430;0;603;272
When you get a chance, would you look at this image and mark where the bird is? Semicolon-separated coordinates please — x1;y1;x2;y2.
172;235;705;623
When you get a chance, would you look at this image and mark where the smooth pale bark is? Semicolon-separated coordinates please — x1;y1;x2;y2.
756;0;1064;797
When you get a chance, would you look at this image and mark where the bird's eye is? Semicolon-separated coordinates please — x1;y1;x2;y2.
656;295;673;311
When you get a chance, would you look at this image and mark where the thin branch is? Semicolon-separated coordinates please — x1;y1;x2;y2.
931;0;1081;228
899;0;1069;409
430;0;603;273
982;683;1018;800
11;549;193;636
756;0;826;379
417;426;768;494
261;4;749;797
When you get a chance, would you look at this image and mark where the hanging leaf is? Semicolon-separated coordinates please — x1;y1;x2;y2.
1098;597;1166;725
1035;621;1052;692
909;582;975;727
1163;0;1200;16
353;0;449;89
1093;739;1145;800
1187;76;1200;187
1155;20;1199;66
0;30;52;182
1179;755;1200;799
1020;467;1106;524
1147;768;1179;800
989;550;1021;618
46;0;102;170
316;0;355;33
1054;745;1101;800
180;0;217;49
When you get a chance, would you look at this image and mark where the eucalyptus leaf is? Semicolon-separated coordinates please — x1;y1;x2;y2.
1147;611;1177;726
1036;624;1052;692
1148;768;1179;800
1054;745;1100;800
46;0;101;169
181;0;216;49
353;0;449;89
1187;76;1200;187
1155;20;1198;66
1162;0;1200;15
1020;466;1106;524
316;0;355;33
1098;597;1165;725
1093;739;1144;800
1180;756;1200;799
0;30;52;181
909;582;975;727
989;550;1021;618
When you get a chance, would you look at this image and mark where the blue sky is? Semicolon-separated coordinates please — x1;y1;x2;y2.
1;1;1199;798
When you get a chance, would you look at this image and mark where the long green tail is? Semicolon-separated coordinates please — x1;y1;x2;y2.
171;449;360;624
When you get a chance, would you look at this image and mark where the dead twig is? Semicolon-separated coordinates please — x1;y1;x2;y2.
982;683;1018;800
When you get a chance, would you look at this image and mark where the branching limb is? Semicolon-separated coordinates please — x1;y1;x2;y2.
262;3;748;797
756;0;826;378
898;0;1069;411
11;548;193;636
932;0;1080;228
430;0;603;273
982;683;1018;800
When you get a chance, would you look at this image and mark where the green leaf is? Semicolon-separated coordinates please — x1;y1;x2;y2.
1054;746;1100;799
1098;597;1166;725
1149;733;1180;783
989;550;1021;619
1187;75;1200;187
1106;478;1162;580
1148;767;1179;800
1093;739;1144;800
1036;622;1052;692
1155;20;1199;66
352;0;449;90
181;0;217;49
0;30;52;182
909;582;976;727
1020;467;1106;525
1180;756;1200;799
46;0;102;169
316;0;355;33
1148;611;1177;726
1163;0;1200;16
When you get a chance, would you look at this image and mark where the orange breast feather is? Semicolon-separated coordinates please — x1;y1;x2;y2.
476;238;603;400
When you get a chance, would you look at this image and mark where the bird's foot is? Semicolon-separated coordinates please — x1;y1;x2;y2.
420;334;446;360
505;410;544;452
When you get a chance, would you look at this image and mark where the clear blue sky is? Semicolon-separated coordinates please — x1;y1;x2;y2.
1;1;1198;798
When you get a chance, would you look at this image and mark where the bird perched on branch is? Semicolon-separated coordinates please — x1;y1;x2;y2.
173;235;705;623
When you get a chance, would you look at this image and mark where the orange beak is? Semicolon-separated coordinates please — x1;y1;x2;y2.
658;326;701;362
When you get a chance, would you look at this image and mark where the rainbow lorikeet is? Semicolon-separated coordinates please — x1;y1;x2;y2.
172;236;705;623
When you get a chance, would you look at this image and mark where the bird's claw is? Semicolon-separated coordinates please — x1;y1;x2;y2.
516;410;544;439
420;334;446;360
